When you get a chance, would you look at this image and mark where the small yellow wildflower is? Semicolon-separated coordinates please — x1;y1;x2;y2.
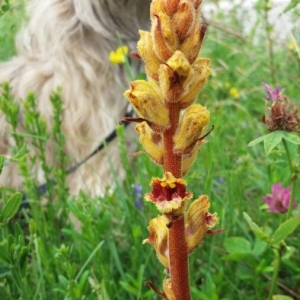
288;39;299;52
109;45;129;64
229;87;240;99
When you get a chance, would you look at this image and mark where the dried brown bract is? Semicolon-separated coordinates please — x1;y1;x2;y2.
263;95;300;133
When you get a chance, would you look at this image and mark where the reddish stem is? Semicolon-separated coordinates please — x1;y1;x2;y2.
163;102;191;300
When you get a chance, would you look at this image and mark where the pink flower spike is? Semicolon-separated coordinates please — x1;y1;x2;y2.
263;183;297;214
262;82;281;102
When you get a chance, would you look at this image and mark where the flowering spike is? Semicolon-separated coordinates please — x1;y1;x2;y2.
123;0;219;298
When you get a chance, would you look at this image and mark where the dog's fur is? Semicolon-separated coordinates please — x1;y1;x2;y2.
0;0;151;195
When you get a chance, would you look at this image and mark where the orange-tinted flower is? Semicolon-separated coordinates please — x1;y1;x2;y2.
145;172;192;213
143;215;169;268
185;195;218;253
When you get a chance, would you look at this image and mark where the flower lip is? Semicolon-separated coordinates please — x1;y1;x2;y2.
151;172;188;201
145;172;193;213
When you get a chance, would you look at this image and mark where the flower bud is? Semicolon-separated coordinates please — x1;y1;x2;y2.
163;0;180;15
193;0;203;9
167;50;192;77
150;0;168;16
151;13;178;62
180;24;205;64
173;104;210;154
124;80;169;128
173;0;195;41
137;31;161;80
158;51;192;102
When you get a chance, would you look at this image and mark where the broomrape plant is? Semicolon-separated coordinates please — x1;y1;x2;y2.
123;0;222;299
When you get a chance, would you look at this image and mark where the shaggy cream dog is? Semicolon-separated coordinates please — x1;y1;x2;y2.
0;0;150;196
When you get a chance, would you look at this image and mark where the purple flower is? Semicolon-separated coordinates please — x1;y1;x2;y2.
263;183;297;214
132;184;143;209
262;82;281;102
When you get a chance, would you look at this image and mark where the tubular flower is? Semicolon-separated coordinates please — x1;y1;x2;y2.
179;57;211;109
135;122;164;165
173;0;196;41
124;80;169;129
159;51;192;102
173;104;210;154
143;215;169;268
181;139;207;176
144;172;193;213
124;1;219;298
137;30;162;80
185;195;218;253
151;13;178;61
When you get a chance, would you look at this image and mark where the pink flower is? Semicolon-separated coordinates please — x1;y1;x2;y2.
262;82;281;102
264;183;297;213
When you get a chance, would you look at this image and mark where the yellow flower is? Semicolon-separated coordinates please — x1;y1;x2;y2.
173;104;210;154
229;87;240;99
124;80;170;129
288;39;299;52
109;45;129;64
143;215;169;268
185;195;218;253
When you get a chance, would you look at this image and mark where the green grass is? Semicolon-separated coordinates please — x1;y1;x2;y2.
0;0;300;299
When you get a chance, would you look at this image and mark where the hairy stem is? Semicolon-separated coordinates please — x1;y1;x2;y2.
163;102;191;300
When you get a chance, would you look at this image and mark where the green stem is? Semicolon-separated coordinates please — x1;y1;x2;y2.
263;0;276;86
282;139;296;219
267;248;281;300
